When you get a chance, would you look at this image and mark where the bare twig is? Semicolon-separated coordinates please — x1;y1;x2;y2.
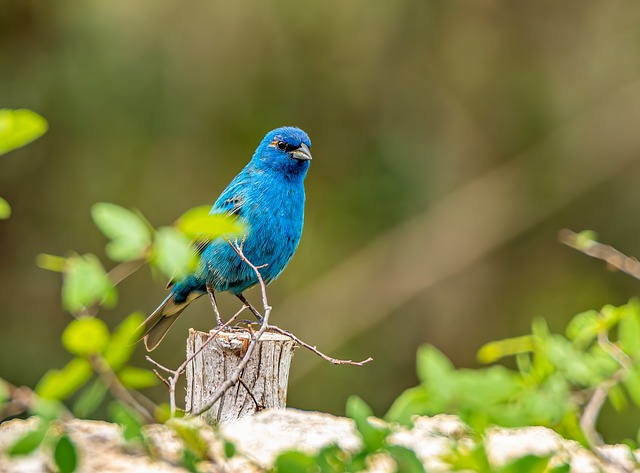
559;229;640;280
269;325;373;366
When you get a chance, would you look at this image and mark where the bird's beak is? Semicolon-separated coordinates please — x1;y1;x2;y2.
290;143;312;161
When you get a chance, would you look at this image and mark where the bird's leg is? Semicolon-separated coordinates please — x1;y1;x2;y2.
206;284;223;326
236;293;264;324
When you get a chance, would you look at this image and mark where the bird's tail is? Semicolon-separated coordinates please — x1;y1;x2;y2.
139;291;202;351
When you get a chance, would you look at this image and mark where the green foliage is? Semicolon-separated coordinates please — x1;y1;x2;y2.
0;108;48;157
177;205;245;240
7;420;49;456
61;254;117;314
91;203;151;262
109;401;145;444
387;298;640;445
153;227;197;279
62;317;110;356
0;109;48;219
0;196;11;220
53;434;78;473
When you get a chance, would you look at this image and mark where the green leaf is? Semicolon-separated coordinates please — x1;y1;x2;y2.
54;435;78;473
8;421;48;456
109;402;145;443
62;253;117;313
565;310;600;349
224;440;236;459
91;203;152;262
608;384;628;412
0;108;48;156
36;358;93;400
623;367;640;407
181;449;200;473
315;445;349;473
416;344;454;386
345;395;389;452
36;253;66;272
498;454;550;473
103;312;144;371
153;227;197;279
385;386;430;426
274;450;316;473
477;335;534;364
62;317;110;356
73;379;108;418
619;299;640;359
574;230;598;250
0;196;11;219
177;205;245;240
386;445;425;473
118;366;158;390
548;464;571;473
166;418;209;459
444;443;491;472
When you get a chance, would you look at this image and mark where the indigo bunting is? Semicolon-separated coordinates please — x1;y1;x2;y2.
141;126;312;351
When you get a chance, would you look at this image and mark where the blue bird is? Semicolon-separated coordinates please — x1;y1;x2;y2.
141;126;312;351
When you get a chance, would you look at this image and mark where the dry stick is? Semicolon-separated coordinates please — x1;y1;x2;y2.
269;325;373;366
558;229;640;280
146;309;244;416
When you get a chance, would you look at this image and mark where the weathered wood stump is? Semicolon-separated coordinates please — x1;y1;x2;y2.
185;328;295;425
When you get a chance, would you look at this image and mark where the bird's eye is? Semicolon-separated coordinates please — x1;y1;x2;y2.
277;141;287;150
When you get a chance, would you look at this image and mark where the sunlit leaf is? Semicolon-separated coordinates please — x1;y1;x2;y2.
91;203;151;262
477;335;534;364
36;253;66;272
0;108;48;156
118;366;158;390
103;312;144;371
73;379;108;418
274;450;316;473
619;299;640;360
36;358;93;400
0;197;10;219
386;445;425;473
385;386;430;426
177;205;245;240
608;384;628;412
574;230;598;250
498;454;550;473
167;418;209;459
565;310;600;349
153;227;197;279
345;395;389;452
62;317;110;356
623;367;640;407
109;402;145;443
62;253;117;313
224;440;236;459
54;434;78;473
7;420;48;456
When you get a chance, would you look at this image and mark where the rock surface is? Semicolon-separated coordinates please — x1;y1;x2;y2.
0;408;638;472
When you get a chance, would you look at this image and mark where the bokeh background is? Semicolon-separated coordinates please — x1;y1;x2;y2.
3;0;640;442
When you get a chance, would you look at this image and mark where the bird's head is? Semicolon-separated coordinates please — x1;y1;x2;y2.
252;126;312;177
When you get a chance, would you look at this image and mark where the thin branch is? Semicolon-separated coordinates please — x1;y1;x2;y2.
559;229;640;280
89;355;155;423
269;325;373;366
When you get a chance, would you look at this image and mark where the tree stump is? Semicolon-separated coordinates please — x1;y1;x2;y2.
185;328;295;425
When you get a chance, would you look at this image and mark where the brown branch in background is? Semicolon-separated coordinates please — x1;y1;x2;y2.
558;229;640;280
0;379;73;422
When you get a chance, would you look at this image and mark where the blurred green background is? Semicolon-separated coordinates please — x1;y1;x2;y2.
3;0;640;442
